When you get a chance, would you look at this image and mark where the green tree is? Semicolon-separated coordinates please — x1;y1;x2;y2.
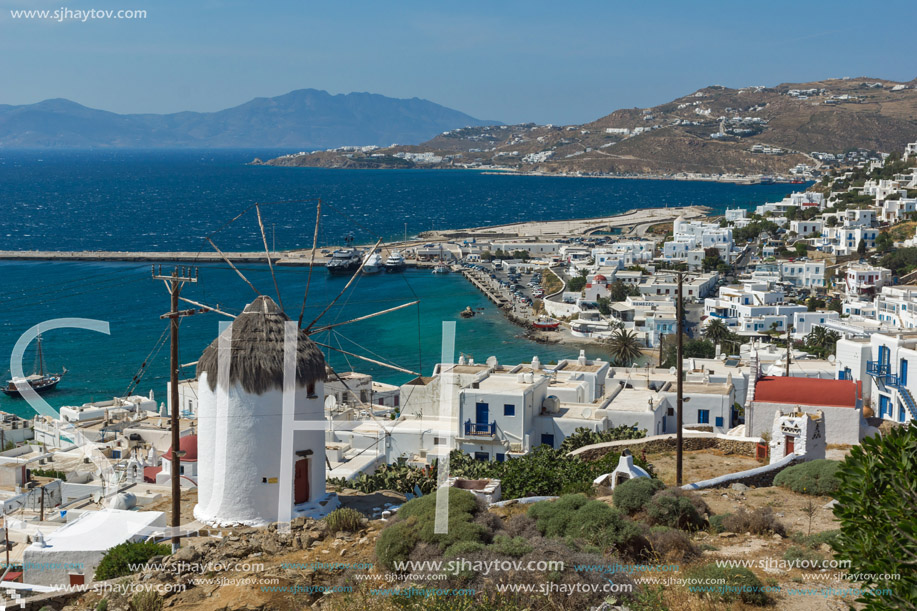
702;318;731;344
794;242;808;257
833;423;917;610
660;337;716;368
607;328;643;366
702;248;722;272
609;280;631;302
827;297;842;313
875;232;893;254
596;296;612;316
857;239;867;255
567;269;588;293
479;250;494;261
94;541;171;581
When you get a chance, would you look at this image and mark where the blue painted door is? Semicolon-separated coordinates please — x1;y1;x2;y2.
899;403;906;423
901;359;908;385
879;395;890;418
475;402;489;424
541;434;555;448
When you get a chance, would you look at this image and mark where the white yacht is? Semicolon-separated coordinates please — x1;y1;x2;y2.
384;250;406;273
362;251;384;274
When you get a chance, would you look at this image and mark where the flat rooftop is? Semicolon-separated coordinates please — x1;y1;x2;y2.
605;388;659;413
28;509;165;552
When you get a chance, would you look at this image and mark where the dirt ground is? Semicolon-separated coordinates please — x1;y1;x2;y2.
646;448;764;486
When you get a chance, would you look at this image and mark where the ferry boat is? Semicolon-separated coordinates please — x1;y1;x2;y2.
326;235;362;276
3;334;65;397
533;317;561;330
384;251;406;273
362;251;384;274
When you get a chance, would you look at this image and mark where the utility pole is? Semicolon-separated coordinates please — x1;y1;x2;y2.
152;265;198;553
785;324;793;377
676;270;685;486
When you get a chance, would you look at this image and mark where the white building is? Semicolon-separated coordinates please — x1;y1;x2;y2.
844;264;891;297
816;226;878;256
662;217;735;269
792;311;841;340
780;261;825;289
704;283;806;335
23;509;167;586
790;220;824;237
746;375;865;445
874;286;917;329
756;192;825;216
193;296;330;527
835;331;917;425
769;410;826;464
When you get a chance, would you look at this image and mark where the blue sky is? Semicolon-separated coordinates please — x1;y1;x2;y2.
1;0;914;124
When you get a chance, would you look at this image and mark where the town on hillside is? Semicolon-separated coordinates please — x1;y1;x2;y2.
0;143;913;609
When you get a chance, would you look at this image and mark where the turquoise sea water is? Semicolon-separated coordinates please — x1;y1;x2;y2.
0;150;802;418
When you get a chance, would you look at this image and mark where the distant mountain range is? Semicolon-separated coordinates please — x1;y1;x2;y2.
0;89;499;149
267;77;917;177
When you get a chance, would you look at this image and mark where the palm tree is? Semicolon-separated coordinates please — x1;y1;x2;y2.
721;331;743;355
607;329;643;366
703;318;731;344
806;326;829;350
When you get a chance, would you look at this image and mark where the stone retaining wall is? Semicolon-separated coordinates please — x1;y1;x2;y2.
572;434;758;461
682;454;803;490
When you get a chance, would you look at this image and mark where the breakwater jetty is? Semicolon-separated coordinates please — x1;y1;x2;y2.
461;268;510;308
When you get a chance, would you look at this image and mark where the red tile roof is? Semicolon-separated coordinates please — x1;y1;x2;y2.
163;434;198;462
143;466;162;483
754;376;859;408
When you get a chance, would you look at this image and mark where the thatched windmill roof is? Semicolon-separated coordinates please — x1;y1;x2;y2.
197;295;325;394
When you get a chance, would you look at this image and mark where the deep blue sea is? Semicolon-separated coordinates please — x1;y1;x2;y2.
0;150;801;418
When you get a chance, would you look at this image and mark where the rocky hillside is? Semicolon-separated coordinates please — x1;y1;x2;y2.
266;77;917;177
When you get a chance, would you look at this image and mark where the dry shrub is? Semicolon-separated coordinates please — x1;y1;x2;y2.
721;507;786;536
645;489;709;531
502;513;540;539
647;526;698;562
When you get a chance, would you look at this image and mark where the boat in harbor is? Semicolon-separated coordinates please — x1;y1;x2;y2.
384;250;406;273
3;334;65;397
533;317;561;330
327;235;362;276
362;251;384;274
432;263;450;274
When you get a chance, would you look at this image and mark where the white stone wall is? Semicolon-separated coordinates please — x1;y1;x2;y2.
750;401;863;445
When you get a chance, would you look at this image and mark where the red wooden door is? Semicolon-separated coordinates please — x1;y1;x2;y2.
294;458;310;504
785;436;795;456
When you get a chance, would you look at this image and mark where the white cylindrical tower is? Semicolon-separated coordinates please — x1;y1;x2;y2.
673;215;685;234
192;296;326;527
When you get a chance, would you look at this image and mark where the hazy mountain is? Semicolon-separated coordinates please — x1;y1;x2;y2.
0;89;499;149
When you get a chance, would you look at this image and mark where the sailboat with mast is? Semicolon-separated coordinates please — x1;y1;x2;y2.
3;334;66;397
